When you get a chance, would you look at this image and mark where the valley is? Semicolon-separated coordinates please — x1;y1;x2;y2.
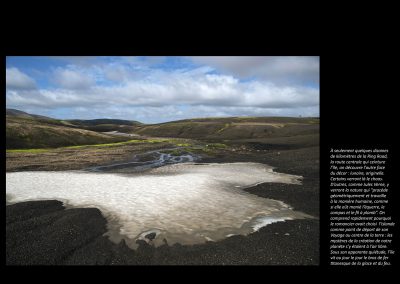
6;109;320;265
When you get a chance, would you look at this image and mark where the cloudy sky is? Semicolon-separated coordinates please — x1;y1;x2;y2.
6;56;319;123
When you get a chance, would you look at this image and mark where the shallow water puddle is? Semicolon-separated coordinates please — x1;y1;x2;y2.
6;162;312;248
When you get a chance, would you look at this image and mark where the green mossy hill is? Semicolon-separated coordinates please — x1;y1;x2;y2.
6;116;130;149
133;117;319;140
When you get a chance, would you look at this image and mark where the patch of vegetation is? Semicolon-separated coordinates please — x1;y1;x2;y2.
176;143;191;147
63;138;187;149
217;123;231;133
206;143;227;149
185;143;227;156
7;138;186;153
145;139;170;143
6;148;51;153
64;139;154;149
307;118;320;124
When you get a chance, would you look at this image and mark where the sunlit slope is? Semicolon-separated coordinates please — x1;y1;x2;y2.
6;115;130;149
133;117;319;140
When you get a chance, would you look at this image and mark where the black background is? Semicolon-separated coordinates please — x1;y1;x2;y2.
3;4;398;279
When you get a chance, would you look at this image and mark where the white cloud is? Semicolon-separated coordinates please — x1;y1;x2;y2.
6;68;37;90
8;71;318;108
53;68;94;89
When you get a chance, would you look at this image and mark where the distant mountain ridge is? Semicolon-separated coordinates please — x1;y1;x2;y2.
6;108;141;125
6;109;52;120
68;118;141;127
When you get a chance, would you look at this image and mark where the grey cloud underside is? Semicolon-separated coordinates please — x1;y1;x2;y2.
189;56;319;85
6;68;37;90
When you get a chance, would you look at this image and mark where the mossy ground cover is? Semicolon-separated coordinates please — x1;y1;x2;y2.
6;138;196;153
6;149;52;154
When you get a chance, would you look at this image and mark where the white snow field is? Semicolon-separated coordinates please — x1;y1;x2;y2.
6;162;312;248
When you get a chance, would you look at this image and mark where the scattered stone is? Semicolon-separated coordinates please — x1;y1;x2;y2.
145;232;157;240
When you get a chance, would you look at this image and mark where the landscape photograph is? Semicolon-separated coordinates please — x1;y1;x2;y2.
6;56;320;265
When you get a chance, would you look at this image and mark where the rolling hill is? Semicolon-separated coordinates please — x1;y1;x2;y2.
133;117;320;140
6;110;134;149
6;109;319;149
6;108;53;120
